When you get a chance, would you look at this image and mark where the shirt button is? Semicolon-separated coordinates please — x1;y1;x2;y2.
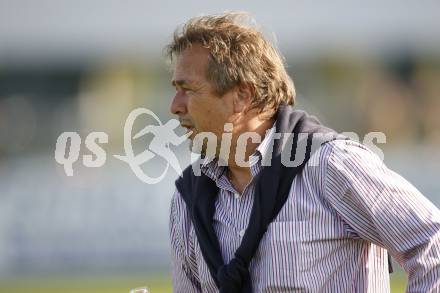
234;192;240;199
239;229;245;237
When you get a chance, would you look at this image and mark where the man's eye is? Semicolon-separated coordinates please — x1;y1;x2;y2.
174;86;194;94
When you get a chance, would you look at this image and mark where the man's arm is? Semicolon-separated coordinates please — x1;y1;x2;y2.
322;141;440;292
169;190;202;293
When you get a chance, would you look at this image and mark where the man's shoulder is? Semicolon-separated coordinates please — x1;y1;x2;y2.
311;139;383;166
172;163;206;217
170;187;192;228
174;164;197;204
175;164;193;188
302;138;385;187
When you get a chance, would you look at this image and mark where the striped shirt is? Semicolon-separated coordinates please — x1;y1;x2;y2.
169;128;440;292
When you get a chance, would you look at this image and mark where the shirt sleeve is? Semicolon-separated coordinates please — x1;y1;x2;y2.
322;140;440;293
169;190;202;293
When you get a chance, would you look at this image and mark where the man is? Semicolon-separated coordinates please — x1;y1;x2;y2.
167;12;440;292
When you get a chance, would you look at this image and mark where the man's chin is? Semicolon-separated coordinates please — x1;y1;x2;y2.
188;137;205;155
188;132;218;158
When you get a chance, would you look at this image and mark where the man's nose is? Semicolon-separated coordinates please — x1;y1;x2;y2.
170;91;187;115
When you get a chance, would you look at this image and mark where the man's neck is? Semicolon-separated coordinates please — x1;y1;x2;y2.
224;114;274;193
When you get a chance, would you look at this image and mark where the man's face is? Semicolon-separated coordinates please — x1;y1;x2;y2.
170;44;234;150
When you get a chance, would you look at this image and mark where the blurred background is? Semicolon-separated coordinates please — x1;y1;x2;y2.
0;0;439;292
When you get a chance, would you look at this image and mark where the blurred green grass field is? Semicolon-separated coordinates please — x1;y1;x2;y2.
0;271;407;293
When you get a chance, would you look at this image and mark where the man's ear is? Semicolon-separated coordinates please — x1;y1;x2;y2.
233;83;254;113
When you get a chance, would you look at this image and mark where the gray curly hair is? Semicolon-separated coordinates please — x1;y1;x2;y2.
166;12;295;117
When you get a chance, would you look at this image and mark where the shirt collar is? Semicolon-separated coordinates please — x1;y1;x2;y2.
201;122;276;181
